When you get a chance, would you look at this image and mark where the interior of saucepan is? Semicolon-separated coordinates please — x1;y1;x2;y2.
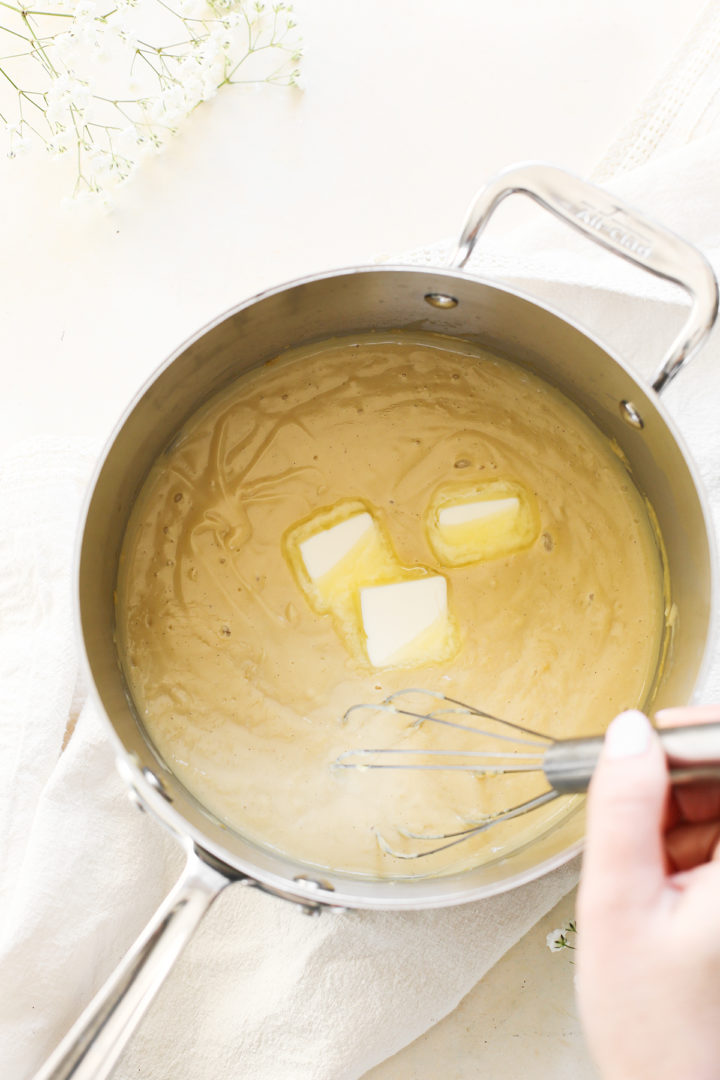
77;267;715;910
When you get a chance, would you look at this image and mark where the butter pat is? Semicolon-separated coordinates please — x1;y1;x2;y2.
286;500;458;668
361;576;452;667
427;480;540;566
299;512;373;581
284;500;399;620
438;496;520;528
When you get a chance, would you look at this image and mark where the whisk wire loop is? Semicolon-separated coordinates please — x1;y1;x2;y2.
338;690;720;861
342;689;552;749
375;789;559;859
335;747;546;773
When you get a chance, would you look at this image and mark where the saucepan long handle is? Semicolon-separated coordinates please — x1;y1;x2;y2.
545;722;720;795
450;162;719;392
32;844;232;1080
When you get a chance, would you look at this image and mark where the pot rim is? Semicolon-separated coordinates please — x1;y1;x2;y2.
73;260;718;910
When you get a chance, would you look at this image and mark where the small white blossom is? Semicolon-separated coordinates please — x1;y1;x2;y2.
546;919;576;955
46;124;76;154
114;126;140;157
45;99;69;126
178;0;208;16
103;8;138;49
5;123;32;157
62;187;115;211
88;152;127;188
546;929;567;953
46;72;93;118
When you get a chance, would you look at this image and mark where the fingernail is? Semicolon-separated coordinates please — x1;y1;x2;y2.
604;710;652;758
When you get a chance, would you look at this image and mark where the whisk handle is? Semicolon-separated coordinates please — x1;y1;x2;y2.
544;722;720;794
657;722;720;784
543;736;604;794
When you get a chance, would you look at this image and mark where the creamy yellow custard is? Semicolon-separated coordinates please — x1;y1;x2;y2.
117;333;667;877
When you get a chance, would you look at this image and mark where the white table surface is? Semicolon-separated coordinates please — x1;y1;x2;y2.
1;1;708;1076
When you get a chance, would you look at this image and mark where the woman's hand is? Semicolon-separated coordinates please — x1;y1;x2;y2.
576;706;720;1080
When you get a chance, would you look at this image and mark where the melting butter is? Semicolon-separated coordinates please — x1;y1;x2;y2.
360;575;455;668
427;479;539;565
285;499;458;668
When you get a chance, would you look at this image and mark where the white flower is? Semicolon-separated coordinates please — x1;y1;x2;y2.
46;125;76;154
104;9;128;33
73;0;97;19
546;929;566;953
178;0;207;17
46;73;93;118
176;55;203;85
149;84;189;126
46;98;69;126
209;24;233;50
104;8;137;48
114;126;154;162
62;187;115;212
4;124;32;157
114;126;140;157
54;30;78;63
12;134;32;155
86;149;127;189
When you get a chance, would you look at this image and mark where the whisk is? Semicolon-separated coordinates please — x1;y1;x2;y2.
335;689;720;859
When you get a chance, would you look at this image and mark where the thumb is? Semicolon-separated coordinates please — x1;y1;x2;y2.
579;709;669;919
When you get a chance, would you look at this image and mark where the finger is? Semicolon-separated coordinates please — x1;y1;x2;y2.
655;704;720;726
665;779;720;829
665;819;720;872
671;784;720;825
579;710;669;919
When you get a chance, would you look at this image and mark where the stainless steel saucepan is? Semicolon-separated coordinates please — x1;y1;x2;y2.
36;164;718;1080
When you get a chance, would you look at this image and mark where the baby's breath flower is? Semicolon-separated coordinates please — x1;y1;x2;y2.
47;125;75;153
0;0;302;197
547;919;577;955
178;0;208;16
546;929;568;952
5;123;32;156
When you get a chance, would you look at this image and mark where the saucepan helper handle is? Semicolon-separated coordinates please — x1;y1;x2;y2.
31;843;232;1080
544;721;720;795
450;162;719;393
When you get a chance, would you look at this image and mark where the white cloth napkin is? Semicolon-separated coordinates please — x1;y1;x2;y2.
3;7;720;1078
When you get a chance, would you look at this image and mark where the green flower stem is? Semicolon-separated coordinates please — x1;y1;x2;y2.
0;22;35;44
20;12;59;79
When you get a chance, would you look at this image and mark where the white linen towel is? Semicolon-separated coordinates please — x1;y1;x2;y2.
3;5;720;1077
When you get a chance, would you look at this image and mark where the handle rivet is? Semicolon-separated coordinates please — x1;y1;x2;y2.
424;292;459;309
619;400;644;429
